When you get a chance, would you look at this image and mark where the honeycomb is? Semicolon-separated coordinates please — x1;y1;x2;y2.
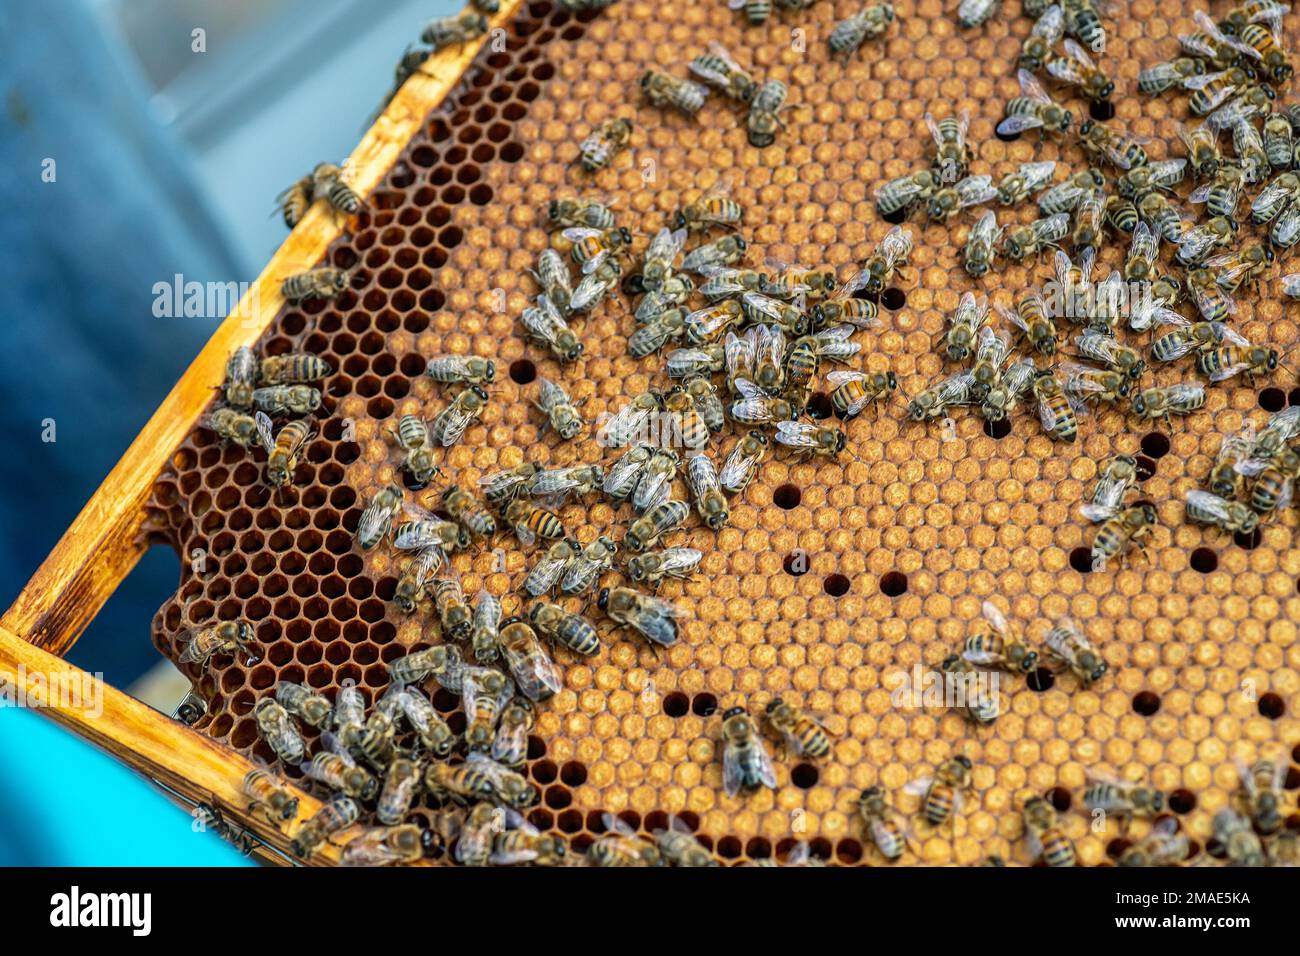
141;0;1300;865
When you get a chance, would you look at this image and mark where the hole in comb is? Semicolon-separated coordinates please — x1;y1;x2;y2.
692;693;717;716
1140;431;1170;458
1027;668;1055;692
1259;693;1285;719
1089;99;1115;121
662;692;689;717
1069;546;1094;574
783;552;807;576
1134;455;1156;480
1259;387;1286;412
1235;528;1262;550
1191;547;1217;573
1132;691;1161;716
823;573;850;597
773;484;801;509
982;418;1011;439
880;288;906;310
880;571;907;596
881;207;909;224
806;392;833;420
1169;789;1197;814
791;763;819;789
509;359;537;384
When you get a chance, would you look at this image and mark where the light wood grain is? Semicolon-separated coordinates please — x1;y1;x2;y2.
3;0;527;658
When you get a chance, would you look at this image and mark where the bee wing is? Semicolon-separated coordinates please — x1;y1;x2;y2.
411;546;446;587
756;323;786;369
774;419;817;447
997;113;1046;136
320;730;358;767
1047;55;1087;85
1186;489;1233;523
1037;392;1067;433
1079;501;1122;522
433;405;471;448
561;227;601;242
688;55;732;89
255;411;276;454
661;547;704;576
824;370;868;387
1062;37;1096;71
923;111;946;149
1031;4;1064;39
732;377;769;400
1282;273;1300;297
1017;67;1052;104
722;744;746;798
720;443;762;489
981;600;1011;637
957;175;999;208
873;175;927;206
569;272;608;311
646;226;688;263
902;777;934;797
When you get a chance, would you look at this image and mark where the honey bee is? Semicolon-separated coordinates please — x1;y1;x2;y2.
1270;201;1300;250
774;419;848;458
547;197;617;232
563;225;633;277
1043;617;1109;684
179;620;256;668
874;169;941;219
1138;57;1206;95
906;756;974;829
664;386;710;449
940;655;1001;725
276;171;313;228
557;535;617;595
1093;501;1157;570
1022;794;1076;866
858;787;911;862
521;294;584;362
251;384;321;417
969;326;1011;402
1234;757;1287;835
1033;370;1079;442
1047;39;1114;102
998;69;1074;138
529;601;600;658
258;353;332;387
957;0;1000;27
376;758;422;827
479;463;540;509
980;358;1038;422
1248;446;1300;514
926;174;999;222
528;464;604;503
452;802;500;867
1075;330;1145;382
254;698;305;764
1181;10;1255;70
223;346;257;409
1019;4;1065;71
423;759;496;806
682;234;748;275
1078;453;1138;523
718;430;769;495
998;293;1056;357
597;585;686;647
577;117;632;172
602;444;655;503
925;111;973;184
243;766;300;823
274;681;331;729
1118;158;1188;202
687;43;757;105
1196;343;1279;384
1132;383;1207;426
686;453;729;530
637;228;688;297
280;267;351;304
429;577;470;642
1078;119;1149;170
626;547;704;587
490;807;568;866
463;667;511;753
857;226;916;297
254;412;312;489
1204;244;1274;296
631;449;681;514
305;741;379;801
290;796;359;858
397;686;457;757
1252;170;1300;224
388;643;465;691
1002;213;1069;263
503;499;565;547
1231;117;1272;183
685;377;726;433
908;371;978;421
826;369;898;418
1040;168;1105;215
1238;22;1293;84
963;600;1039;673
419;12;489;50
1083;770;1166;830
942;291;989;362
340;824;426;867
1263;110;1294;166
997;160;1058;207
1185;489;1261;538
1071;188;1105;254
1206;429;1253;499
1208;86;1277;135
653;815;719;867
829;3;896;60
1219;0;1290;37
529;377;583;442
623;500;690;553
1117;817;1190;866
964;210;1002;278
1213;808;1266;866
307;162;361;217
590;813;663;867
640;69;709;116
491;697;534;769
628;306;688;357
720;706;778;797
746;79;790;148
764;697;833;759
1179;122;1223;179
430;385;489;448
498;617;563;702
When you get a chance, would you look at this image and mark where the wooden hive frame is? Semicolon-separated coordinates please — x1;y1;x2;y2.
0;0;531;865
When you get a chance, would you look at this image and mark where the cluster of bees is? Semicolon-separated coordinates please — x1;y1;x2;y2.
177;0;1300;866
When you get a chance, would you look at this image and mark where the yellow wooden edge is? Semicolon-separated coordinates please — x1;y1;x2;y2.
3;0;528;657
0;622;341;865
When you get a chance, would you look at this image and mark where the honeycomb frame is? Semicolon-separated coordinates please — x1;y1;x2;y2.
9;0;1300;866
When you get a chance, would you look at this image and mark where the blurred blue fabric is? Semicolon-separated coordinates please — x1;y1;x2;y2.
0;708;252;865
0;0;247;686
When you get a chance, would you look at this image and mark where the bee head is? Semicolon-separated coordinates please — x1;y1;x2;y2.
481;360;497;383
861;785;883;800
885;372;898;390
1266;349;1280;370
618;227;634;245
748;430;768;445
722;706;746;721
500;615;526;630
638;71;653;90
955;755;973;770
596;588;611;612
1079;119;1094;136
1099;80;1115;99
764;698;784;714
734;236;748;253
672;210;688;230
